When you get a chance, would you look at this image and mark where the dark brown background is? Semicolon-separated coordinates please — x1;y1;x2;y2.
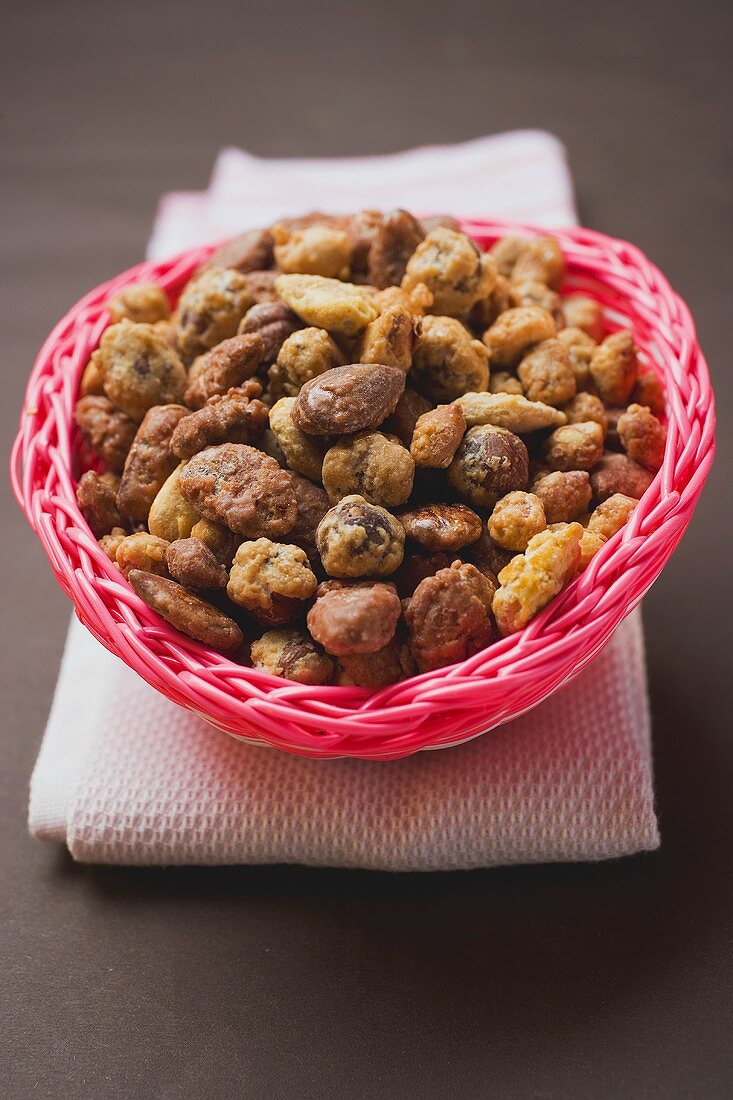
2;2;731;1097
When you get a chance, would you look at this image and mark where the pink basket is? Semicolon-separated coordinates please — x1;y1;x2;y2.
10;219;715;760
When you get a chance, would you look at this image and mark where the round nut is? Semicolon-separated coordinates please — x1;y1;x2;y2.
482;306;557;367
316;494;405;578
307;582;402;656
543;421;605;472
448;425;529;507
250;629;334;685
488;492;547;552
322;431;415;507
410;315;489;402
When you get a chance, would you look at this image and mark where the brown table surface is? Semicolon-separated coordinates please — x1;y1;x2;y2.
2;2;731;1097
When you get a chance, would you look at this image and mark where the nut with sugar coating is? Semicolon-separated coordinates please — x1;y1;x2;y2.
367;209;425;288
268;327;345;398
590;330;638;406
118;403;189;522
488;370;523;395
383;387;432;446
517;338;576;407
227;538;317;625
322;431;414;508
483;305;557;367
532;470;592;524
148;462;201;542
411;315;489;402
76;470;124;538
190;518;240;566
557;326;597;389
74;395;137;474
109;283;170;325
116;532;170;578
250;629;334;685
184;333;265;409
165;537;228;589
128;569;243;651
543;421;604;471
402;227;497;317
269;397;325;482
175;267;255;361
237;301;301;365
510;280;565;325
404;561;495;672
307;581;402;656
492;522;583;635
410;404;466;468
448;425;529;507
272;222;352;279
171;383;268;459
617;403;666;472
178;443;297;538
590;452;654;503
509;236;565;290
488;492;547;552
98;527;127;561
205;227;274;273
632;371;665;417
398;503;482;553
338;634;416;688
316;494;405;577
355;304;419;372
275;274;379;335
97;320;187;421
587;493;637;540
563;392;608;434
292;363;405;436
455;391;566;432
562;296;605;342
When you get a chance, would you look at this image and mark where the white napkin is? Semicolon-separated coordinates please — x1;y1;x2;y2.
29;131;659;868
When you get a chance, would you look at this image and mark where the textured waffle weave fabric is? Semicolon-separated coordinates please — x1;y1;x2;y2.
28;131;660;867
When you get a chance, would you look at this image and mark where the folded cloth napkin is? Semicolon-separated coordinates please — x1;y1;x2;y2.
28;130;660;868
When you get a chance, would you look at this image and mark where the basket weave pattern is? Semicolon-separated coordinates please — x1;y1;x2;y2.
11;220;715;760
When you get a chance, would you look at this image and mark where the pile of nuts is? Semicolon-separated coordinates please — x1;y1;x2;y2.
74;211;667;687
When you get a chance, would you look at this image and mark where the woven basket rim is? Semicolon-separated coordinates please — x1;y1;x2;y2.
10;218;716;759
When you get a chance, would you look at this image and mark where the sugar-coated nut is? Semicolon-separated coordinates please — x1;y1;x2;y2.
455;392;566;432
272;223;351;279
382;387;432;446
532;470;592;524
372;282;434;317
470;274;514;331
617;403;666;472
288;473;331;552
410;315;489;402
292;363;406;436
172;383;268;460
175;267;255;361
404;561;495;672
80;351;105;396
190;518;240;567
510;280;565;325
275;274;379;336
227;538;317;625
492;523;583;635
401;227;497;317
338;634;416;688
579;529;606;569
367;209;425;288
563;392;608;434
316;494;405;577
587;493;638;540
483;305;557;367
250;629;334;685
398;503;482;553
488;492;547;552
393;551;455;597
236;269;280;305
590;330;638;406
489;370;523;395
116;532;170;578
96;320;186;421
448;425;529;507
322;431;414;507
76;470;124;537
166;537;228;589
184;333;265;409
509;236;565;290
355;304;419;372
268;327;345;399
269;397;325;482
74;395;137;474
465;527;514;579
178;443;297;538
237;301;301;365
632;371;665;417
517;338;576;408
490;236;530;278
98;527;127;560
205;228;274;274
307;581;402;657
562;296;604;342
556;326;597;388
118;404;189;523
148;462;201;542
590;452;654;503
410;404;466;468
128;569;243;651
108;283;170;325
543;421;604;471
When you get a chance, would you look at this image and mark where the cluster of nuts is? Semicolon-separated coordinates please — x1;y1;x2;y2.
75;211;666;687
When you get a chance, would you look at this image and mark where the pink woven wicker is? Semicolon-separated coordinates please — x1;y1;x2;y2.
11;219;715;760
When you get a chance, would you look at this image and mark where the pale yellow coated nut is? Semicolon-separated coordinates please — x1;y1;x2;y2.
108;283;170;325
455;392;567;433
488;371;523;395
587;493;637;541
148;462;201;542
482;305;557;367
274;274;378;335
321;431;414;507
116;532;170;578
488;491;547;551
562;296;605;342
589;330;638;406
543;421;605;471
492;522;583;635
270;327;345;398
269;397;325;482
272;223;352;279
411;315;489;402
579;528;606;569
227;538;317;614
355;304;417;372
401;227;497;317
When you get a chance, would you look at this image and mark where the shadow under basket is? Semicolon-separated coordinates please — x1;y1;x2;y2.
11;219;715;760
